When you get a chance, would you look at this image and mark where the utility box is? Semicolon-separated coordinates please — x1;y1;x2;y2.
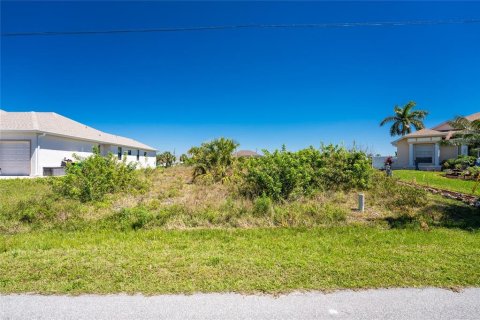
43;167;66;176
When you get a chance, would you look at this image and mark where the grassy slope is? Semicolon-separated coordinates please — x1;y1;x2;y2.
1;168;480;294
2;167;479;232
1;227;479;294
394;170;480;195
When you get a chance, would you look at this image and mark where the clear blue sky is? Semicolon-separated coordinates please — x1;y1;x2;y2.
2;1;480;155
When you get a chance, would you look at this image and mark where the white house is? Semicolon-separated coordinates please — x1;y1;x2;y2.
0;110;156;176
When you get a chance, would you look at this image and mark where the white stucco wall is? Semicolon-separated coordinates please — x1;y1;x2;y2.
39;135;96;170
104;145;156;168
1;132;156;176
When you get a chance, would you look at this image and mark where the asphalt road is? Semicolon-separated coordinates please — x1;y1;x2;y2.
1;288;479;320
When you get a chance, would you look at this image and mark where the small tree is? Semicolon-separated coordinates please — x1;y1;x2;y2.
179;154;189;164
188;138;239;182
156;151;176;168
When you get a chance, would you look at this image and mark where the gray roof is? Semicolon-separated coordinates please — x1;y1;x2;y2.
233;150;262;157
0;110;156;151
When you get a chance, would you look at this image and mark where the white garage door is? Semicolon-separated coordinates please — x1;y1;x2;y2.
414;144;434;164
0;141;31;176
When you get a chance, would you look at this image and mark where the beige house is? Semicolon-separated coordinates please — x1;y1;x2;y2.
392;112;480;170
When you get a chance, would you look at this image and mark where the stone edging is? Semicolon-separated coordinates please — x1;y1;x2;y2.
397;181;480;207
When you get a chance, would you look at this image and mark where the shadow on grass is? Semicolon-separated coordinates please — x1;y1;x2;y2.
384;202;480;231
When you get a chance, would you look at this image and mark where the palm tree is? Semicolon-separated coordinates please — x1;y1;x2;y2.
188;138;239;182
445;116;480;191
445;116;480;148
156;151;176;168
380;101;428;136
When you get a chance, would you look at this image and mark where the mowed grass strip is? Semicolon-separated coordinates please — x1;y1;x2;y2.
394;170;480;195
1;226;479;294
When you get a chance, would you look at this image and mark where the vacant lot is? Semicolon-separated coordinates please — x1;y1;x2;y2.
395;170;480;195
1;167;479;233
1;166;479;294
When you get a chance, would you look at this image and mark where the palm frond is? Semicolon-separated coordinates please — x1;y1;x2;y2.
400;121;412;135
410;119;425;131
470;119;480;131
403;101;416;115
390;122;401;136
410;110;428;119
380;116;397;127
444;115;480;149
394;105;402;117
448;116;470;130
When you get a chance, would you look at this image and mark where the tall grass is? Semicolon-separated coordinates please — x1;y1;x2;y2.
1;167;479;233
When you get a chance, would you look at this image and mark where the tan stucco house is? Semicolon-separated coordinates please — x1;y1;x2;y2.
392;112;480;170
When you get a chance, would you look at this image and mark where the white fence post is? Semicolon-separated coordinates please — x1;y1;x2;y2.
358;193;365;212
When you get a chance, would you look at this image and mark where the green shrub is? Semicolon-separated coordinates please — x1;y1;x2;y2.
3;195;85;231
240;145;373;201
156;205;188;225
370;172;428;211
12;198;57;224
464;166;480;178
322;203;348;222
390;185;428;210
16;200;38;223
442;155;476;170
253;195;273;216
271;202;347;227
111;207;153;231
301;145;373;191
53;147;147;202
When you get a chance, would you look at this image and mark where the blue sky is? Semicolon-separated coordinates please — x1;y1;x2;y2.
2;1;480;155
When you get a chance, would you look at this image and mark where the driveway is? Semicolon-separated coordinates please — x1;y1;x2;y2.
1;288;479;319
0;175;36;179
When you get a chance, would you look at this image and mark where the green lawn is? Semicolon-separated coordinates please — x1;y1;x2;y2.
1;227;479;294
394;170;480;195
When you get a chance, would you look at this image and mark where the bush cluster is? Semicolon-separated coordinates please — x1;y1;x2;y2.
53;147;147;202
442;155;476;171
239;145;373;201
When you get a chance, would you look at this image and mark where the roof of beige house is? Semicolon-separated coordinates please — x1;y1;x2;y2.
392;111;480;146
401;128;449;138
233;150;262;157
432;112;480;131
0;110;156;151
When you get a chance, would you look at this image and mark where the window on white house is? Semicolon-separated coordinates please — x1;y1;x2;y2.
137;150;140;161
128;150;132;156
144;151;147;157
118;147;122;160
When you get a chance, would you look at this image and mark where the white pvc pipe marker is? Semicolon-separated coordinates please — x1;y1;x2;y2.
358;193;365;212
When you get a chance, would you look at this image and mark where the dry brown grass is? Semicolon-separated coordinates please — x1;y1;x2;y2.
1;166;478;233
